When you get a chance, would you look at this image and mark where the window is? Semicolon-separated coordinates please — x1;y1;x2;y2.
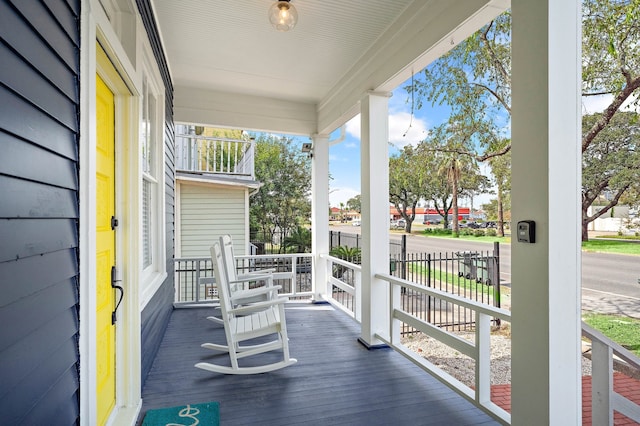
140;68;166;307
142;78;156;269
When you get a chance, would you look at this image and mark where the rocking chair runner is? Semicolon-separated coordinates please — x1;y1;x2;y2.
206;235;280;325
195;242;297;374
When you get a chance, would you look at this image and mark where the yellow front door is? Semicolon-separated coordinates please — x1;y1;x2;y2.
96;73;116;425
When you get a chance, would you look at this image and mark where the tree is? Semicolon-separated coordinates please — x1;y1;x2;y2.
389;145;428;233
410;2;640;240
346;195;361;213
488;142;511;236
581;112;640;240
251;135;311;253
423;120;485;237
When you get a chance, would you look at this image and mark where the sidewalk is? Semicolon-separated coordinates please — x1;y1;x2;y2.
582;289;640;320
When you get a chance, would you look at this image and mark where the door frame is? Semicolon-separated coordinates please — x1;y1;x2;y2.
79;4;143;424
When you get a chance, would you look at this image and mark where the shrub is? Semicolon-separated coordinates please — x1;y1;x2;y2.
422;228;452;236
486;228;497;237
329;245;361;263
474;229;485;237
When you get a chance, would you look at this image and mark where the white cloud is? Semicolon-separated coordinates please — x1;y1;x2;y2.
329;187;360;207
582;94;613;115
344;112;428;148
582;93;638;115
389;112;428;148
345;115;360;138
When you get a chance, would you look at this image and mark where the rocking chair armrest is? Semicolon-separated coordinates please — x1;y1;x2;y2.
229;297;289;315
231;285;282;301
237;268;276;277
231;273;274;284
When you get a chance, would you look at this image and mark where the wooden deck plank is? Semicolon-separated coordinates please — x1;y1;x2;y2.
139;303;498;425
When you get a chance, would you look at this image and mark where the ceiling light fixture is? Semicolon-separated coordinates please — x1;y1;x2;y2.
269;0;298;32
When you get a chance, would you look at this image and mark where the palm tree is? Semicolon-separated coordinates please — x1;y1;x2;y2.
438;152;463;237
283;226;311;253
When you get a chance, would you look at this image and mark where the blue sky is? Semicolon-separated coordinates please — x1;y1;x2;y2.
326;79;491;209
323;78;626;209
279;59;624;210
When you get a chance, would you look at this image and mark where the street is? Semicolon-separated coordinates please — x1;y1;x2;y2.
331;224;640;316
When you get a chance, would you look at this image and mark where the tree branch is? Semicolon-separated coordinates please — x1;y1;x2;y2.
582;76;640;153
470;82;511;114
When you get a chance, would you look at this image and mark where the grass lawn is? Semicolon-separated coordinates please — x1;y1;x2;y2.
408;263;498;299
419;229;640;256
581;239;640;256
583;313;640;357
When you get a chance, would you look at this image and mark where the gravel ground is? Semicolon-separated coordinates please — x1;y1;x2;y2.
401;329;593;388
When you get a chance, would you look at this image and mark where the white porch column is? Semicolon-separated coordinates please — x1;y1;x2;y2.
359;91;391;347
311;134;330;301
511;1;582;424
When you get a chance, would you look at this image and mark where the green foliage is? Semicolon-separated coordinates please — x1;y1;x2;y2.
389;145;429;232
583;313;640;357
329;245;362;262
250;135;311;253
582;112;640;240
422;228;453;236
283;227;312;253
346;195;361;213
486;228;498;237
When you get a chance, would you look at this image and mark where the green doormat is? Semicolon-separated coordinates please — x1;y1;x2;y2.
142;402;219;425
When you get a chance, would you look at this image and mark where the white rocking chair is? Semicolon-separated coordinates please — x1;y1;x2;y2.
206;235;279;325
195;242;297;374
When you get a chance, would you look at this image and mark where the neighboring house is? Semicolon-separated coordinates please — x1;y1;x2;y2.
174;125;260;258
588;204;638;233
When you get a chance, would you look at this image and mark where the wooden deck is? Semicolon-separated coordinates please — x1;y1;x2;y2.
139;302;499;425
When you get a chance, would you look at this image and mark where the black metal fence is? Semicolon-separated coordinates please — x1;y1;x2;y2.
392;243;501;333
329;231;501;332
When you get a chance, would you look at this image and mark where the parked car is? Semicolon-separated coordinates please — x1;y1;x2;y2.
391;219;406;229
352;219;361;226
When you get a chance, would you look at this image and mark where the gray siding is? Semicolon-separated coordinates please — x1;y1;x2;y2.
179;184;248;257
136;0;175;387
0;0;81;424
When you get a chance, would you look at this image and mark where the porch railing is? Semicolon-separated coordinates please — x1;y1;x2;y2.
321;254;362;321
377;273;512;424
175;134;255;178
582;323;640;424
174;253;313;306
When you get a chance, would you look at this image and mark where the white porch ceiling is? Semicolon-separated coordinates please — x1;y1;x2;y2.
152;0;509;135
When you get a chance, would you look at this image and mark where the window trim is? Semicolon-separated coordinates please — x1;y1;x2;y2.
139;46;167;309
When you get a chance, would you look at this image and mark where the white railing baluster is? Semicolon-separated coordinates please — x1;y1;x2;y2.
374;273;511;424
476;312;491;406
591;338;613;425
174;134;255;178
583;323;640;425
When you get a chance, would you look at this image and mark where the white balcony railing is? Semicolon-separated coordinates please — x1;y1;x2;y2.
175;134;255;178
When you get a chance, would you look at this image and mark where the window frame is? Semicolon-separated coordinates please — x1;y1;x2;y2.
139;47;167;309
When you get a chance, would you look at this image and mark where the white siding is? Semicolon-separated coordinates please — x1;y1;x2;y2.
179;183;248;257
